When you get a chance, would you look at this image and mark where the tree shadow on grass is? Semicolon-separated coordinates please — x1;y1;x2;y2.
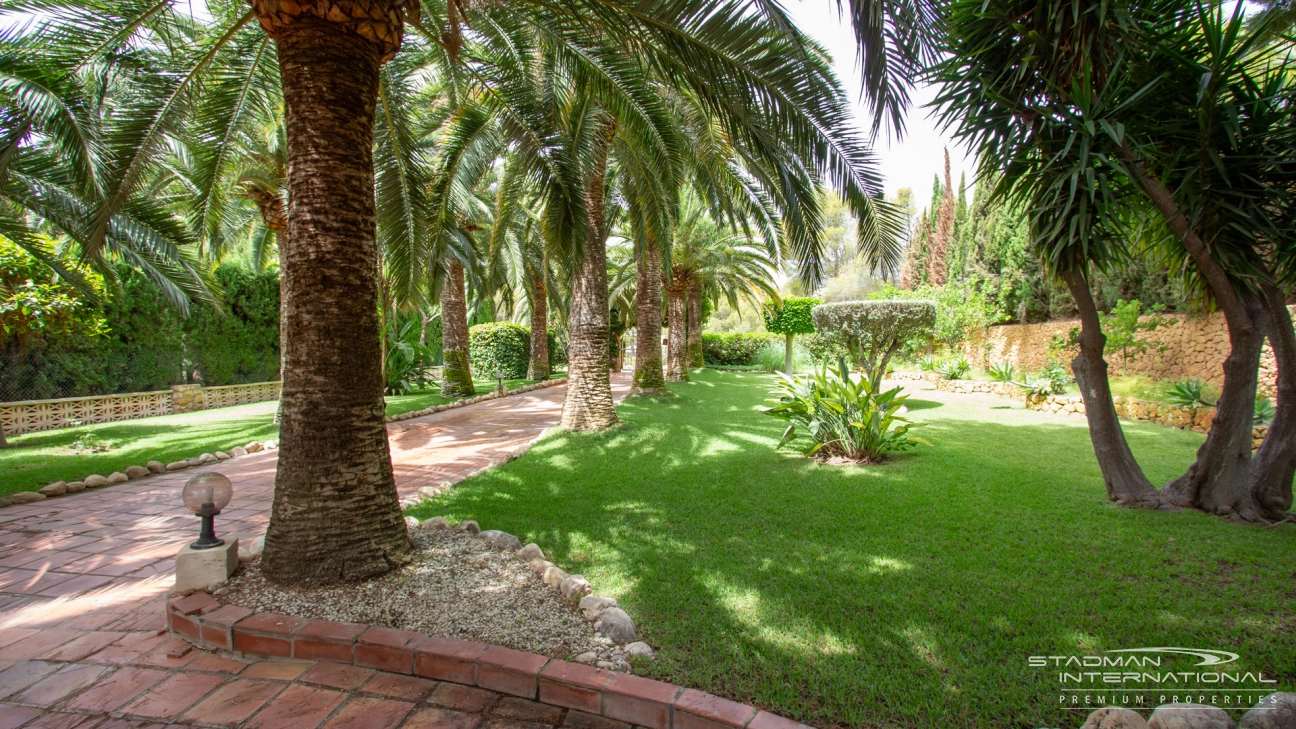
409;372;1295;728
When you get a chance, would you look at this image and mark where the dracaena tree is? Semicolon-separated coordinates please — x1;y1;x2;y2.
932;0;1296;522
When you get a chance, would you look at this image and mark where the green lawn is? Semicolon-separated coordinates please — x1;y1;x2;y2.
407;369;1295;729
1;376;555;496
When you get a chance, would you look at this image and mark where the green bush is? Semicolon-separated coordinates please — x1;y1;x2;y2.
758;342;811;373
812;300;937;383
183;265;280;385
987;361;1017;383
762;297;820;335
469;322;531;380
763;360;928;462
936;356;971;380
701;332;779;366
803;332;851;365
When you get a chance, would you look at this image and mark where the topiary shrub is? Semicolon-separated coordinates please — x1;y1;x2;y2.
763;297;820;375
812;300;937;384
469;322;531;380
701;332;780;366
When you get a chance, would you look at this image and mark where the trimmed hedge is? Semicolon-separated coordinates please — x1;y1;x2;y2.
469;322;531;380
701;332;780;366
762;297;820;335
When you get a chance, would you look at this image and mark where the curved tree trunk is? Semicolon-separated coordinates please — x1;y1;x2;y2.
1161;289;1267;521
440;259;475;397
665;275;689;382
259;9;410;585
1062;269;1162;507
687;279;704;369
1249;284;1295;519
561;118;618;431
632;243;667;392
527;269;550;381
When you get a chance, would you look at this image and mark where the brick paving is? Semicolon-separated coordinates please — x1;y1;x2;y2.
0;376;635;728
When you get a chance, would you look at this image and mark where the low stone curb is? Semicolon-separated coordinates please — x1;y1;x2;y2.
0;378;568;509
166;591;811;729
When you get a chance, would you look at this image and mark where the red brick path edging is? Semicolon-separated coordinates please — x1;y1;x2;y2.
167;592;809;729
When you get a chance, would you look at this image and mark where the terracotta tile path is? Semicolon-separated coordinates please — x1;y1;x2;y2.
0;374;634;728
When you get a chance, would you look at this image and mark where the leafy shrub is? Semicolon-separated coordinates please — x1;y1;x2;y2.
469;322;531;380
1255;396;1275;426
183;265;281;385
917;354;941;372
385;316;438;395
762;297;820;335
803;332;851;365
937;356;970;380
1165;378;1214;408
812;300;938;384
1024;361;1071;396
987;361;1017;383
763;360;928;462
701;332;779;366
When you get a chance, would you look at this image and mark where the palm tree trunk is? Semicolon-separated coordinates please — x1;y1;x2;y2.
687;279;704;369
561;118;618;431
665;275;689;382
632;243;667;392
1061;269;1162;508
440;259;475;397
528;269;550;381
0;422;7;448
258;10;410;585
1248;284;1295;519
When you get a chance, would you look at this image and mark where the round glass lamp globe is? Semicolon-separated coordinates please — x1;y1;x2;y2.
182;472;233;514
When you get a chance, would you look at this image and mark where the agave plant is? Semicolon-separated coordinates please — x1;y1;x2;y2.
987;361;1017;383
1165;379;1215;409
936;356;970;380
763;359;929;463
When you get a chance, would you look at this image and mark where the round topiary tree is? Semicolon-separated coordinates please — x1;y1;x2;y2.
812;300;937;384
469;322;531;381
762;297;820;375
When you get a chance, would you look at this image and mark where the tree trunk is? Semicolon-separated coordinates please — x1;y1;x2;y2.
785;333;795;376
527;270;550;381
1062;269;1163;508
1249;284;1295;519
0;422;7;448
687;279;704;369
440;259;475;397
665;276;689;382
1124;150;1268;521
258;9;410;585
560;118;618;431
1160;289;1267;521
632;243;667;392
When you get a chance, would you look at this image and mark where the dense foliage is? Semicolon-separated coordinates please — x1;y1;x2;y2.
762;297;820;335
1;248;281;401
812;300;937;382
700;332;780;366
763;360;927;462
469;322;532;380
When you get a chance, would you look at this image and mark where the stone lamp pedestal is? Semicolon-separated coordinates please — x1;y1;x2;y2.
174;539;238;592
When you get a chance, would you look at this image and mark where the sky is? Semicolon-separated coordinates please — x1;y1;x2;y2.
783;2;977;210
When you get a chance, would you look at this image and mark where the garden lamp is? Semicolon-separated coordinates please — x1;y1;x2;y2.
182;472;233;550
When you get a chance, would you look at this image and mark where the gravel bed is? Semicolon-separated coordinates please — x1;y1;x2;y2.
215;528;602;658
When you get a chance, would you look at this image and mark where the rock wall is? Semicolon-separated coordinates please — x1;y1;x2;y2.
958;306;1293;398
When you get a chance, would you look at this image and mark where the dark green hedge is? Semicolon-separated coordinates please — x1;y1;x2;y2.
469;322;531;380
184;265;281;385
762;297;820;335
701;332;780;366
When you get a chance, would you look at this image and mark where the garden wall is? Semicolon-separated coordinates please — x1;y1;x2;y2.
956;305;1294;398
0;380;281;436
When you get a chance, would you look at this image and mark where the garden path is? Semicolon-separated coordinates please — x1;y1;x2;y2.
0;373;634;729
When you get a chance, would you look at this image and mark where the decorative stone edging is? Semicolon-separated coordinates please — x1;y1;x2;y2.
0;378;568;509
934;379;1020;398
166;590;811;729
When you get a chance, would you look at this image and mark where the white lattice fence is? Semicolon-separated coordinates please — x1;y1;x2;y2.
0;390;174;435
0;380;282;436
203;381;281;410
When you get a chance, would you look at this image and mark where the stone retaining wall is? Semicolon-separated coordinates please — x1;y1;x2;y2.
957;306;1295;398
1024;393;1270;447
0;380;282;435
167;592;809;729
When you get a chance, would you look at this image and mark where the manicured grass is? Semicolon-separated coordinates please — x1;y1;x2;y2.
1;375;558;496
1;400;279;497
384;377;550;417
408;369;1295;729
